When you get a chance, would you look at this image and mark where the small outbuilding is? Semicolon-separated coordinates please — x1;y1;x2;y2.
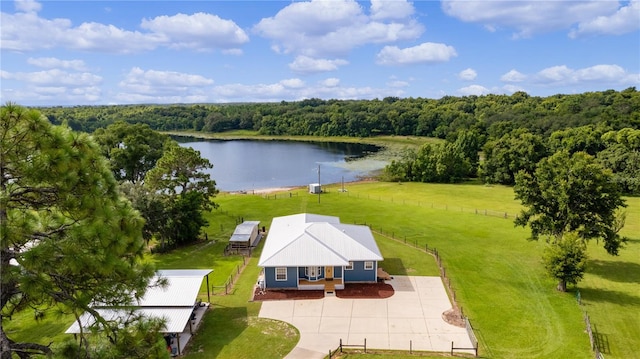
309;183;322;194
229;221;261;249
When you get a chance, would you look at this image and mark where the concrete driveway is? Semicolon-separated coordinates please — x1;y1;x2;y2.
258;276;475;359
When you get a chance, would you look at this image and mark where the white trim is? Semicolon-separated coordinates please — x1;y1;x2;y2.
364;261;374;270
346;261;354;270
275;267;287;281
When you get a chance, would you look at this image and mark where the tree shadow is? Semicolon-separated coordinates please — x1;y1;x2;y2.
379;257;407;276
587;259;640;284
187;306;247;357
579;287;640;306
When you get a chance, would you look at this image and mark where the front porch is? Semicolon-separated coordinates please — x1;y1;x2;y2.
298;277;344;292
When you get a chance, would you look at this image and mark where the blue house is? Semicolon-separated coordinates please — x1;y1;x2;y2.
258;213;383;292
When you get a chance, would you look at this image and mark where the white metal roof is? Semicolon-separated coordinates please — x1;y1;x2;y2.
156;269;213;278
230;221;260;242
65;308;193;334
134;276;205;307
66;269;212;335
258;213;382;267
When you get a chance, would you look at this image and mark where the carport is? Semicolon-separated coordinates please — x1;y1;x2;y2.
65;269;213;355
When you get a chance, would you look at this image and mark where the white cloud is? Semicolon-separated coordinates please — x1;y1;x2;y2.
534;64;639;86
140;13;249;51
15;0;41;13
387;80;409;88
457;84;491;96
2;69;102;86
441;0;621;38
370;0;415;20
280;78;305;88
570;0;640;37
27;57;88;71
503;84;526;94
0;10;162;53
118;67;214;95
458;68;477;81
1;5;246;53
222;49;243;56
289;56;349;74
320;78;340;87
376;42;457;65
253;0;423;57
501;69;527;82
212;78;402;103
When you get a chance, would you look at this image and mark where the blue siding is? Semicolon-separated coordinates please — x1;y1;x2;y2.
344;261;377;282
264;267;298;288
334;266;343;278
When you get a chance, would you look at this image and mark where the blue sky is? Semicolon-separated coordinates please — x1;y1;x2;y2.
1;0;639;106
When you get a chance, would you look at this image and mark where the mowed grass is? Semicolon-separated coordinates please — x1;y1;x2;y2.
209;181;639;359
5;181;638;359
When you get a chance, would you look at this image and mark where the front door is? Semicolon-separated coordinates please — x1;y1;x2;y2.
325;266;333;280
307;266;319;280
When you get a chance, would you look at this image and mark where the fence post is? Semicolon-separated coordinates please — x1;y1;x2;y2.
410;340;412;354
364;338;366;353
451;341;454;355
340;338;342;353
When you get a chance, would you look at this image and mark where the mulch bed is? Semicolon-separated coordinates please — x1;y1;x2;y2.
252;281;395;301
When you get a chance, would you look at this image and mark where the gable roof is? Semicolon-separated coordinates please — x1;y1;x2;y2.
258;213;382;267
230;221;260;242
66;269;212;334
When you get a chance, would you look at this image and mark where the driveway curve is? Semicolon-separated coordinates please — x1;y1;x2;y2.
258;276;474;359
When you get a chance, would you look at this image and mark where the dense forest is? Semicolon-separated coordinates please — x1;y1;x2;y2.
37;87;640;193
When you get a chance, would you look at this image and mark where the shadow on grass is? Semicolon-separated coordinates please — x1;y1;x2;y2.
379;257;407;276
587;259;640;284
187;306;247;357
593;323;610;355
579;287;640;306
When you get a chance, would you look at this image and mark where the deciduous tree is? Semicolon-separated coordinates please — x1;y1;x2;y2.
514;150;627;256
542;233;588;292
93;121;171;183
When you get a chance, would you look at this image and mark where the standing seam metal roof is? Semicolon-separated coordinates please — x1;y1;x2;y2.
258;213;382;267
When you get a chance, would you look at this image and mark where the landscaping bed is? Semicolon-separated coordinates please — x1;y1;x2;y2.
252;281;394;301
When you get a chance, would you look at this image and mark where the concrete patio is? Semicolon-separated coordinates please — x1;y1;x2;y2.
258;276;476;359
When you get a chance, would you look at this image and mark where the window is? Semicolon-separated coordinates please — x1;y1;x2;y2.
275;267;287;281
346;261;353;270
364;261;374;270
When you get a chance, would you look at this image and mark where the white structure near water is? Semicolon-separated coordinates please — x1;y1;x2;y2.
308;183;321;194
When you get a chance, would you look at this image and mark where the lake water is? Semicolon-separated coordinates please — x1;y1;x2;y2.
176;138;387;192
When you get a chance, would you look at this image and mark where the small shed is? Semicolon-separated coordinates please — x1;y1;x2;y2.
309;183;322;194
230;221;261;249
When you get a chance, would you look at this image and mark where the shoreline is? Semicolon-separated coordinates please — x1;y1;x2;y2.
224;179;377;195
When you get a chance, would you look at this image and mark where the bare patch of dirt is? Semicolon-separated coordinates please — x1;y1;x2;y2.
442;308;465;327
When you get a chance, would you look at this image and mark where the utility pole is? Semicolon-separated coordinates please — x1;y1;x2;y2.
317;164;321;204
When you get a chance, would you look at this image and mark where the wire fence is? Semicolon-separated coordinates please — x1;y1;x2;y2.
211;256;249;295
364;224;478;357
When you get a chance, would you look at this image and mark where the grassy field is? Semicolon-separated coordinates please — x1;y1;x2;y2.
207;181;639;359
5;181;638;359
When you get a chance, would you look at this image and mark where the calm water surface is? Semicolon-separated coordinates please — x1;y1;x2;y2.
177;138;386;192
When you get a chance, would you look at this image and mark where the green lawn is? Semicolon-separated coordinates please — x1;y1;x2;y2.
208;181;639;359
5;181;638;359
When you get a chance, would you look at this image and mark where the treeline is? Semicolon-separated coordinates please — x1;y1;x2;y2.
40;88;639;140
38;88;639;194
384;126;640;194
